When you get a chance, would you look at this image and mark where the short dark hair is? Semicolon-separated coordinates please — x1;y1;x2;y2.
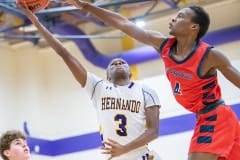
188;5;210;41
0;130;26;160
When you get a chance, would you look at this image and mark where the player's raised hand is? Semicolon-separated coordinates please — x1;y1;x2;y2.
17;1;38;23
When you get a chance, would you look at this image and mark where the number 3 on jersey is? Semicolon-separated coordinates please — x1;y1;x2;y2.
173;82;182;94
114;114;127;136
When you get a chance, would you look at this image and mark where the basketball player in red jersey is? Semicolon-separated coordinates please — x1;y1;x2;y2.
60;1;240;160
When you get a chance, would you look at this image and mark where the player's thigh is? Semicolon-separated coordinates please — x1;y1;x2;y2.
188;152;218;160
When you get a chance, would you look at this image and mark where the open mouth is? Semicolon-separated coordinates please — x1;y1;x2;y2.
24;148;29;153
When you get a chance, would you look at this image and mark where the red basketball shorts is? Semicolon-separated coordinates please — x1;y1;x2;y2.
189;104;240;160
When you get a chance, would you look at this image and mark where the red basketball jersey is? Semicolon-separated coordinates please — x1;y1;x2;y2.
160;38;222;113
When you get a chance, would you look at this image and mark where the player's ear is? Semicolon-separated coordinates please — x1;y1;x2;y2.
191;24;199;30
106;68;111;81
3;150;10;157
107;77;111;81
107;73;111;81
129;72;132;79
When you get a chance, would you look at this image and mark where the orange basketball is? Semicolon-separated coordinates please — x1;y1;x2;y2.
17;0;50;13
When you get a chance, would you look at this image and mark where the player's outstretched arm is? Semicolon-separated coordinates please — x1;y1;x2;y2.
207;49;240;88
18;3;87;87
61;0;166;50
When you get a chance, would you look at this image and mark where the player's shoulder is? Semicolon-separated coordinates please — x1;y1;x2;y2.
205;47;226;62
208;47;223;55
86;72;105;87
134;81;157;93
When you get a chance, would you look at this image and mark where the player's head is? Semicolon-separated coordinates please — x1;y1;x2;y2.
188;5;210;40
169;5;210;41
0;130;30;160
106;58;131;82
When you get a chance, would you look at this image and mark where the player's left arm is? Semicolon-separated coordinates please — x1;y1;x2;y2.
102;105;160;159
208;48;240;88
124;104;160;149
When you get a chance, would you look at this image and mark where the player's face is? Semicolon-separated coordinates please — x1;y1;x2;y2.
107;58;131;81
169;8;197;37
3;138;30;160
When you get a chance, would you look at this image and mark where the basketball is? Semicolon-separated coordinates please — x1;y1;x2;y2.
17;0;50;13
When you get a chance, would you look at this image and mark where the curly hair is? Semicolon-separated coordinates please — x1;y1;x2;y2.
188;5;210;41
0;130;26;160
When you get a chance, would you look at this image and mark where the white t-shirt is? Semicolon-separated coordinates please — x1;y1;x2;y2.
84;72;161;160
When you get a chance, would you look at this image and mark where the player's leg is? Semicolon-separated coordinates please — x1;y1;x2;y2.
188;152;218;160
225;122;240;160
226;142;240;160
189;105;239;160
